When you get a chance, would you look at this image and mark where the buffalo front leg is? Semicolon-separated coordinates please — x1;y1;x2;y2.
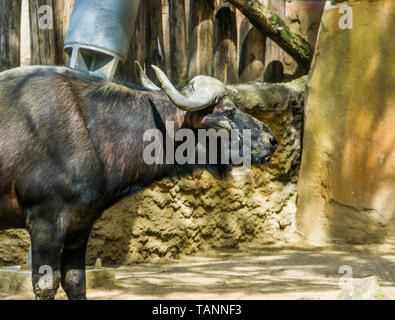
61;233;90;300
29;218;68;300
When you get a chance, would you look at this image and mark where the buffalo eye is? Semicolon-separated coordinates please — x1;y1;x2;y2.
224;109;234;120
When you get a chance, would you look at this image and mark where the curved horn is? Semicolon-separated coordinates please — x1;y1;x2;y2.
151;65;227;111
134;61;160;91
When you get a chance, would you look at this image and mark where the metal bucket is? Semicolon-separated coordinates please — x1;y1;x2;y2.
64;0;141;78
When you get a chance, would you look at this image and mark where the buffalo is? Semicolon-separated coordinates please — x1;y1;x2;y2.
0;65;277;299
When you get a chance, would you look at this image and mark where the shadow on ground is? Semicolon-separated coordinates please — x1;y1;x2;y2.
1;243;394;300
92;243;395;300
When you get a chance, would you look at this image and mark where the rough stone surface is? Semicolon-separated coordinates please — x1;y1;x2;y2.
0;78;305;266
0;230;30;266
297;0;395;244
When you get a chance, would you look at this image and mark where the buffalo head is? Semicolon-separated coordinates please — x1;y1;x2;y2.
136;62;278;167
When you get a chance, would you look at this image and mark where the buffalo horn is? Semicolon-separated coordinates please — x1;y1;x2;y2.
151;65;227;111
134;61;161;91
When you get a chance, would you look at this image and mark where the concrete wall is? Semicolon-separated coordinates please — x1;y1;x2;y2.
297;0;395;244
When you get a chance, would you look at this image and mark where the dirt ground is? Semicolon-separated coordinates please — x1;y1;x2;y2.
1;242;394;300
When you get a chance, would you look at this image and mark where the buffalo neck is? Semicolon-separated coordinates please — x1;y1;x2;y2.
80;82;190;200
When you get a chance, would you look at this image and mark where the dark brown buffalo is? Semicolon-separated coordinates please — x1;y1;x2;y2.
0;65;277;299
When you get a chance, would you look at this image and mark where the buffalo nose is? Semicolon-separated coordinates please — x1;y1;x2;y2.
270;136;278;150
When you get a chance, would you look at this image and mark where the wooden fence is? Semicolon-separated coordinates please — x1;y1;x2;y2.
0;0;289;85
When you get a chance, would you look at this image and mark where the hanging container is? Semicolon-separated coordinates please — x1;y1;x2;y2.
64;0;141;78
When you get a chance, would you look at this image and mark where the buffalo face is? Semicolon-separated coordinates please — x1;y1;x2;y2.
140;63;277;167
217;96;278;165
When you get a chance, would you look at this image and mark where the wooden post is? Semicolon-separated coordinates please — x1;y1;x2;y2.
188;0;215;79
118;1;146;83
20;0;31;66
0;0;22;72
213;7;238;84
29;0;56;65
169;0;188;86
264;0;286;82
53;0;74;65
145;0;165;83
238;15;250;51
239;25;266;82
162;0;170;75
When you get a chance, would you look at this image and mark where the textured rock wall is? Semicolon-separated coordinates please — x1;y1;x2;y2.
297;0;395;244
0;78;305;266
0;230;30;266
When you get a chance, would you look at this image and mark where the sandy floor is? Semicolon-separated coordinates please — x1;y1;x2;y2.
1;243;394;300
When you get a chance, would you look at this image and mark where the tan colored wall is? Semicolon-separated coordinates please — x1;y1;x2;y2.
297;0;395;244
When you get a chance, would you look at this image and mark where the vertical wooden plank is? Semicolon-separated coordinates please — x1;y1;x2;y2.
53;0;74;65
239;26;266;82
162;0;170;75
29;0;56;65
169;0;188;85
145;0;165;83
188;0;214;79
264;0;286;82
284;0;325;76
21;0;31;66
213;7;238;84
118;1;146;83
133;1;147;77
238;15;250;52
0;0;22;72
121;1;165;84
185;0;190;45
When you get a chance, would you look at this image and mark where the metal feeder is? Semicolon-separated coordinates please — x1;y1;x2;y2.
64;0;141;79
